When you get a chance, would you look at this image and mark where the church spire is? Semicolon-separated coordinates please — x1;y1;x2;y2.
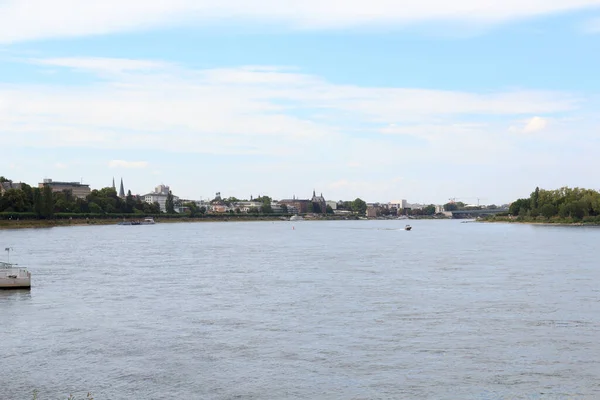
119;178;125;198
112;177;116;190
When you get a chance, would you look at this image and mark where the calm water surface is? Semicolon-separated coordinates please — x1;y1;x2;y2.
1;220;599;399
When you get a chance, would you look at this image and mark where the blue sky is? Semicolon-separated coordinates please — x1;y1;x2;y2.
1;1;600;204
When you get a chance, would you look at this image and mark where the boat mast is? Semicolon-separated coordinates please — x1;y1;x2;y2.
5;247;12;264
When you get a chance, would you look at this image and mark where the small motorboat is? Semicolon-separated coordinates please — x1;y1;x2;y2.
404;224;412;231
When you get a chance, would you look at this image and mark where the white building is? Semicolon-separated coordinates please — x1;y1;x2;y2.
143;184;179;213
389;199;408;210
326;200;337;210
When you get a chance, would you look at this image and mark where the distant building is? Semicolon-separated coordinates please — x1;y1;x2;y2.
142;184;179;213
0;181;23;195
326;200;337;210
366;206;377;218
119;178;126;198
279;196;311;214
280;190;327;214
311;190;327;214
39;179;91;199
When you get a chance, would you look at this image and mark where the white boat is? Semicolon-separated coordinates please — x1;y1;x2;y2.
404;224;412;231
290;215;304;221
118;217;156;226
1;249;31;289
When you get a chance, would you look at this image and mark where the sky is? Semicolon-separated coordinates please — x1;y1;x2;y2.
1;1;600;205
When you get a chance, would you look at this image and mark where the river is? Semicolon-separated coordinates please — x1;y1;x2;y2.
1;220;599;399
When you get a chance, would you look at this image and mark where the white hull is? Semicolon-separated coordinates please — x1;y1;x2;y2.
0;268;31;289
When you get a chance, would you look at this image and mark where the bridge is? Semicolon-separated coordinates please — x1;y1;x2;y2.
450;208;509;219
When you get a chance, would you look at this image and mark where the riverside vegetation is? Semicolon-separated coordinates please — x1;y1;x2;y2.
483;186;600;224
0;176;370;229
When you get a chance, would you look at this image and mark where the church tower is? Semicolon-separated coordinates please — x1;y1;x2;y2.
119;178;125;198
112;177;116;191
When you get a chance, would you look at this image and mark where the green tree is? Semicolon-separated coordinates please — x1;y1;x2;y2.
531;186;540;210
32;188;43;217
184;201;199;217
444;202;458;212
165;191;175;214
326;205;334;214
423;204;436;215
42;185;55;218
280;204;288;214
351;198;367;215
540;204;557;219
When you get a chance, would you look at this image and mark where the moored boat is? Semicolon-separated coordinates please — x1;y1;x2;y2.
405;224;412;231
1;249;31;289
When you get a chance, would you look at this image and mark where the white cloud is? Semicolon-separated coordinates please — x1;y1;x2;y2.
1;1;600;43
0;57;580;159
523;116;548;133
509;116;549;133
30;57;171;74
108;160;149;169
0;56;595;203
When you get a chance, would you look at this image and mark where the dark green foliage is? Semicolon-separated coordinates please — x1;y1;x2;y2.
510;186;600;222
351;198;367;215
165;190;175;214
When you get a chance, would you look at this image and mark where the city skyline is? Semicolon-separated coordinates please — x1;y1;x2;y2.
1;2;600;204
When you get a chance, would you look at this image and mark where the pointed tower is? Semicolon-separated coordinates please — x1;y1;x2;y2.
119;178;125;198
112;177;116;190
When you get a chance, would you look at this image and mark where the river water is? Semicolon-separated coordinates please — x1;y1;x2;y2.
1;220;599;399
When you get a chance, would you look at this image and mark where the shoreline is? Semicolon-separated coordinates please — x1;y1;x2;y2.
0;216;286;230
0;215;447;230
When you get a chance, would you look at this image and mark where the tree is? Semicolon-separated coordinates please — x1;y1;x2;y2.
307;202;314;213
326;205;334;214
444;202;458;212
541;204;557;219
280;204;288;214
351;198;367;215
423;204;436;215
199;206;207;215
42;184;55;218
165;190;175;214
32;188;43;217
531;186;540;210
184;202;199;217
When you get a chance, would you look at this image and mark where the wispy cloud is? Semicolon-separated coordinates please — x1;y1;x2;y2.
0;56;595;202
1;1;600;43
0;57;581;158
108;160;149;169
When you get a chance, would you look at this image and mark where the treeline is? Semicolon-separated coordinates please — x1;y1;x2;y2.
0;178;161;219
508;186;600;221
